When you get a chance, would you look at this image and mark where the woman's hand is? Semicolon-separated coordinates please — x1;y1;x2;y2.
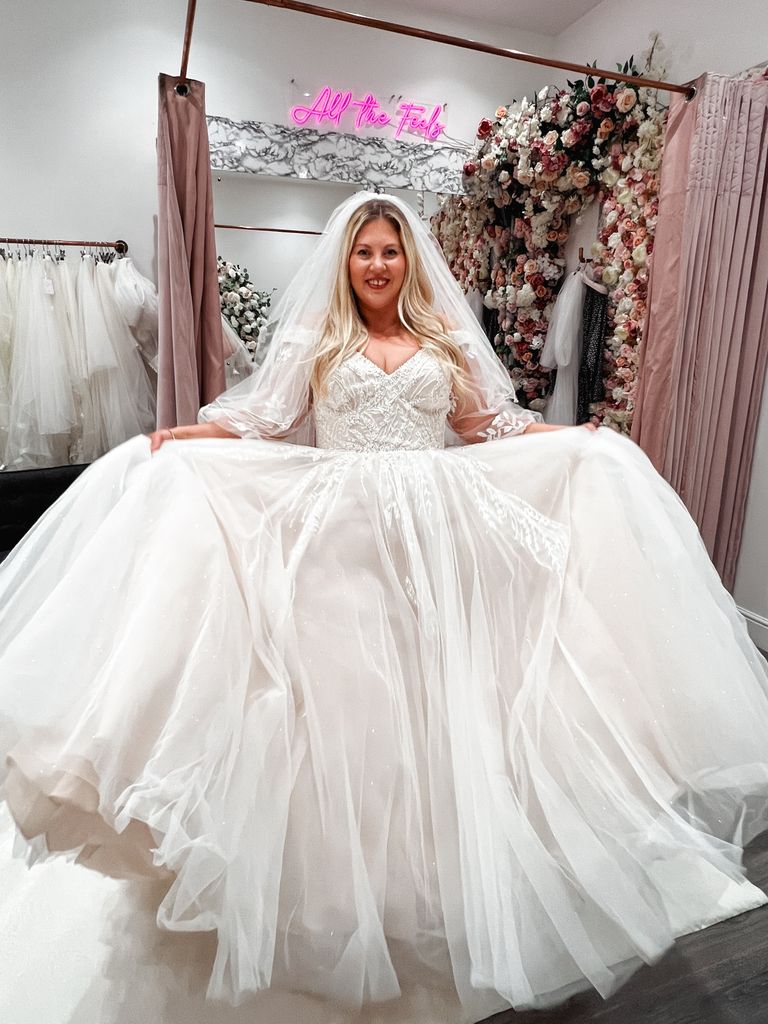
148;428;176;452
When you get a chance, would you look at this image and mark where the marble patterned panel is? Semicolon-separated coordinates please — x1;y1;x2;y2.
207;115;467;194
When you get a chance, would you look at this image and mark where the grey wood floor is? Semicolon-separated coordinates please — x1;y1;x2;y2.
485;828;768;1024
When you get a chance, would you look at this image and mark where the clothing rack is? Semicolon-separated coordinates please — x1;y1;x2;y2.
578;247;593;264
177;0;696;99
215;223;322;236
0;236;129;254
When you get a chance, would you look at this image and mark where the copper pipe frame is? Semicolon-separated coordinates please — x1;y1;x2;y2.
241;0;695;98
0;237;129;253
215;223;322;236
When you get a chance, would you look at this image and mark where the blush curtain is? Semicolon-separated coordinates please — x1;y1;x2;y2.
632;73;768;590
156;73;226;429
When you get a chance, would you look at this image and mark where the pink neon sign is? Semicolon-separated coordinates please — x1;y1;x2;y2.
290;87;446;142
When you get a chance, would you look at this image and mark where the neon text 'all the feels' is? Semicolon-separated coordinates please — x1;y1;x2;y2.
290;88;446;141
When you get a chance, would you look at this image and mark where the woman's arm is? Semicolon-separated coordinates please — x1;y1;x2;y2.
147;421;239;452
448;383;596;443
522;421;597;434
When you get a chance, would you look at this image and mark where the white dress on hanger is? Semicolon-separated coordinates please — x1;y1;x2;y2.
76;255;155;456
0;258;13;464
111;257;159;373
541;266;608;427
47;258;97;465
5;254;78;469
1;348;768;1024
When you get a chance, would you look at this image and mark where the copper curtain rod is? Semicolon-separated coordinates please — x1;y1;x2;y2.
0;236;129;253
178;0;694;98
179;0;197;83
215;223;322;236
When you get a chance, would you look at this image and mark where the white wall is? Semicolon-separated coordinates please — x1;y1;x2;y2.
553;0;768;83
550;0;768;643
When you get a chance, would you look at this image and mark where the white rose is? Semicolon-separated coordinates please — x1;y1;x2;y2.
543;130;558;147
632;243;648;266
601;167;621;188
602;266;620;286
481;155;496;170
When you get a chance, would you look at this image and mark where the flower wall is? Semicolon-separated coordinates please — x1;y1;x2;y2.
432;57;666;430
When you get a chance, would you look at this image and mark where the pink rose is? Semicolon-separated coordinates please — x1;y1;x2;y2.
597;117;615;140
568;165;591;189
614;88;637;114
577;101;590;117
463;161;478;176
477;117;494;138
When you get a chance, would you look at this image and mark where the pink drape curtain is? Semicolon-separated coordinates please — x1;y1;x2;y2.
156;73;226;429
632;73;768;591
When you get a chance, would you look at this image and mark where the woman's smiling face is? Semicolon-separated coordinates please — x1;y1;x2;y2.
348;218;407;314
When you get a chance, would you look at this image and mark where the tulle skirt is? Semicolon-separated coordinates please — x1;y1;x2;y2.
1;427;768;1023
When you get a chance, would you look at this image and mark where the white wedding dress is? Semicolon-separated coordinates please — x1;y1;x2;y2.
1;348;768;1024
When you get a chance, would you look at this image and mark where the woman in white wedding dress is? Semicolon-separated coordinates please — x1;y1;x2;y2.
1;192;768;1024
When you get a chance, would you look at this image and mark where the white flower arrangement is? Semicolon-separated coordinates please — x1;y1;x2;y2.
217;256;274;362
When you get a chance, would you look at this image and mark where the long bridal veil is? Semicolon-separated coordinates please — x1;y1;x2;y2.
198;191;541;444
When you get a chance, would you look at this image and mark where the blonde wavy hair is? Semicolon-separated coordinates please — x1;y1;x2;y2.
311;199;469;399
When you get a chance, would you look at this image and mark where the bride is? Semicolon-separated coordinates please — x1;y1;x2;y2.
1;192;768;1024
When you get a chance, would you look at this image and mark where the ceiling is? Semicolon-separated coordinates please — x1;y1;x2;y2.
362;0;606;37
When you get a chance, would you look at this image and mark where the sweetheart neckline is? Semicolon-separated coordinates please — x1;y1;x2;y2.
352;348;426;379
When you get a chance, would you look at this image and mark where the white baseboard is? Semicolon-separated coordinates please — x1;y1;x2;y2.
737;605;768;655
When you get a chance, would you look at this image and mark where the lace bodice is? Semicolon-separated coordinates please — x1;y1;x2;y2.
314;349;452;451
